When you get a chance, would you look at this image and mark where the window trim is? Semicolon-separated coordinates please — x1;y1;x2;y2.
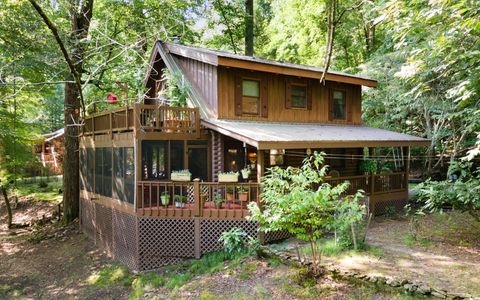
234;72;268;117
285;78;312;110
241;77;261;115
329;88;349;122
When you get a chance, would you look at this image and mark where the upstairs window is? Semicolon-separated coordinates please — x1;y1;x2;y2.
286;78;311;110
332;90;347;120
290;84;307;108
242;79;260;115
235;73;268;117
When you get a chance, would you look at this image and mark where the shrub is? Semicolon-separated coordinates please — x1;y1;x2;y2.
219;227;247;259
38;180;49;188
248;152;365;274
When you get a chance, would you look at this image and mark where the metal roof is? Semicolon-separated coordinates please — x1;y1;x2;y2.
202;120;430;149
43;128;64;142
163;42;377;87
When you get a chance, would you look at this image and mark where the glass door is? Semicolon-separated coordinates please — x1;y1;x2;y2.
187;146;209;181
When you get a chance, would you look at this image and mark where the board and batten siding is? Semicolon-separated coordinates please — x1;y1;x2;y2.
175;55;218;116
217;66;362;124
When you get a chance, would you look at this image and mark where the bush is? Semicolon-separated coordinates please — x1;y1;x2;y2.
248;152;366;274
218;227;261;259
38;180;49;188
416;162;480;222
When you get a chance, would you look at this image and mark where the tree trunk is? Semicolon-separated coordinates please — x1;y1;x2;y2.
320;0;336;83
0;185;12;229
62;79;81;222
245;0;254;56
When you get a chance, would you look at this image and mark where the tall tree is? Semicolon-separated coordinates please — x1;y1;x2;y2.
245;0;254;56
29;0;94;223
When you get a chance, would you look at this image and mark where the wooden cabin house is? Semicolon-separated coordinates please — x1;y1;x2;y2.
79;41;429;271
34;128;64;175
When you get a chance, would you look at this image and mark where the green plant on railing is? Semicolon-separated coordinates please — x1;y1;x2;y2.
225;185;235;194
161;68;189;107
161;192;170;206
171;169;191;175
213;192;223;209
174;195;187;203
236;186;248;193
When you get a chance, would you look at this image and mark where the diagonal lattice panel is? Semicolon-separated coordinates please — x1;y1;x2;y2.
199;219;258;255
80;198;96;241
95;203;113;255
112;209;138;271
138;217;195;270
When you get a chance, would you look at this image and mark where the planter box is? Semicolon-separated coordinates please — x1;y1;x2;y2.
218;174;238;183
238;192;249;202
171;173;191;182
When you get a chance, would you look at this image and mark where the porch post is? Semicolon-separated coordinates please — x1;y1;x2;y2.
256;149;265;183
256;149;266;244
404;146;410;191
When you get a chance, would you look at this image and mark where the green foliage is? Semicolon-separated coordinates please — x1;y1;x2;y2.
416;163;480;222
160;68;189;107
218;227;247;259
248;152;366;272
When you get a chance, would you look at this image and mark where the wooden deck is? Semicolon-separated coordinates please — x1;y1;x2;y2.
136;172;407;219
83;103;201;138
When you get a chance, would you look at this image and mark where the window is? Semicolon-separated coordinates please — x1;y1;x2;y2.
290;84;307;108
332;90;347;120
142;141;168;180
242;79;260;115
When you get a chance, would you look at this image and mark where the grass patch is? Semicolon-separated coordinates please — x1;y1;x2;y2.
237;261;257;280
402;234;433;248
15;180;63;203
86;264;132;288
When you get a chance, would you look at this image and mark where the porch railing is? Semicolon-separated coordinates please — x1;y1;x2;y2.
137;181;260;219
82;104;200;137
134;104;200;137
324;172;406;196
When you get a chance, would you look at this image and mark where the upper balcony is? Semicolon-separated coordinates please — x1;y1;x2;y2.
83;103;201;139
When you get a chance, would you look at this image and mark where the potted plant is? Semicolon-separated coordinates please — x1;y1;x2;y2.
218;171;239;183
226;185;235;201
237;186;249;202
241;166;251;180
213;192;223;209
161;192;170;206
171;169;191;182
174;195;187;208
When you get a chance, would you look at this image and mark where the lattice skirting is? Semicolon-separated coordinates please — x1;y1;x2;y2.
80;199;293;271
372;198;408;215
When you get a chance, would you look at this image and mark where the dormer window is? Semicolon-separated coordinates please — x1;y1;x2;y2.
331;90;347;120
242;79;260;115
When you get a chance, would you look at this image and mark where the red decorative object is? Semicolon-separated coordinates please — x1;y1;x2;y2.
106;93;118;104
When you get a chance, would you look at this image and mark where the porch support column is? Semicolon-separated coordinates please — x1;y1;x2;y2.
404;146;410;191
256;149;265;183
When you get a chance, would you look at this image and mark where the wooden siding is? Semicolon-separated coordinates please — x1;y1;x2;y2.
175;55;218;116
217;66;362;124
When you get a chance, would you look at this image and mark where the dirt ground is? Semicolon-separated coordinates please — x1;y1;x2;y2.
0;197;417;299
298;213;479;298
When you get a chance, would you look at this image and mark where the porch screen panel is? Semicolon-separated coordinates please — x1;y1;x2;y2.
170;141;184;172
125;148;134;204
113;147;134;204
86;148;94;192
79;148;87;191
113;148;125;201
95;148;103;194
103;148;112;197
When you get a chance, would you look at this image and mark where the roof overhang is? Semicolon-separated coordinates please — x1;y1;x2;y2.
164;42;377;88
202;119;430;150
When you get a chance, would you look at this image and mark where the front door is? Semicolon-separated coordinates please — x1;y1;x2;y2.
188;146;209;181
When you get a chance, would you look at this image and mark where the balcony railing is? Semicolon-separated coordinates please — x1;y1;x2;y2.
82;104;200;138
324;172;406;196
